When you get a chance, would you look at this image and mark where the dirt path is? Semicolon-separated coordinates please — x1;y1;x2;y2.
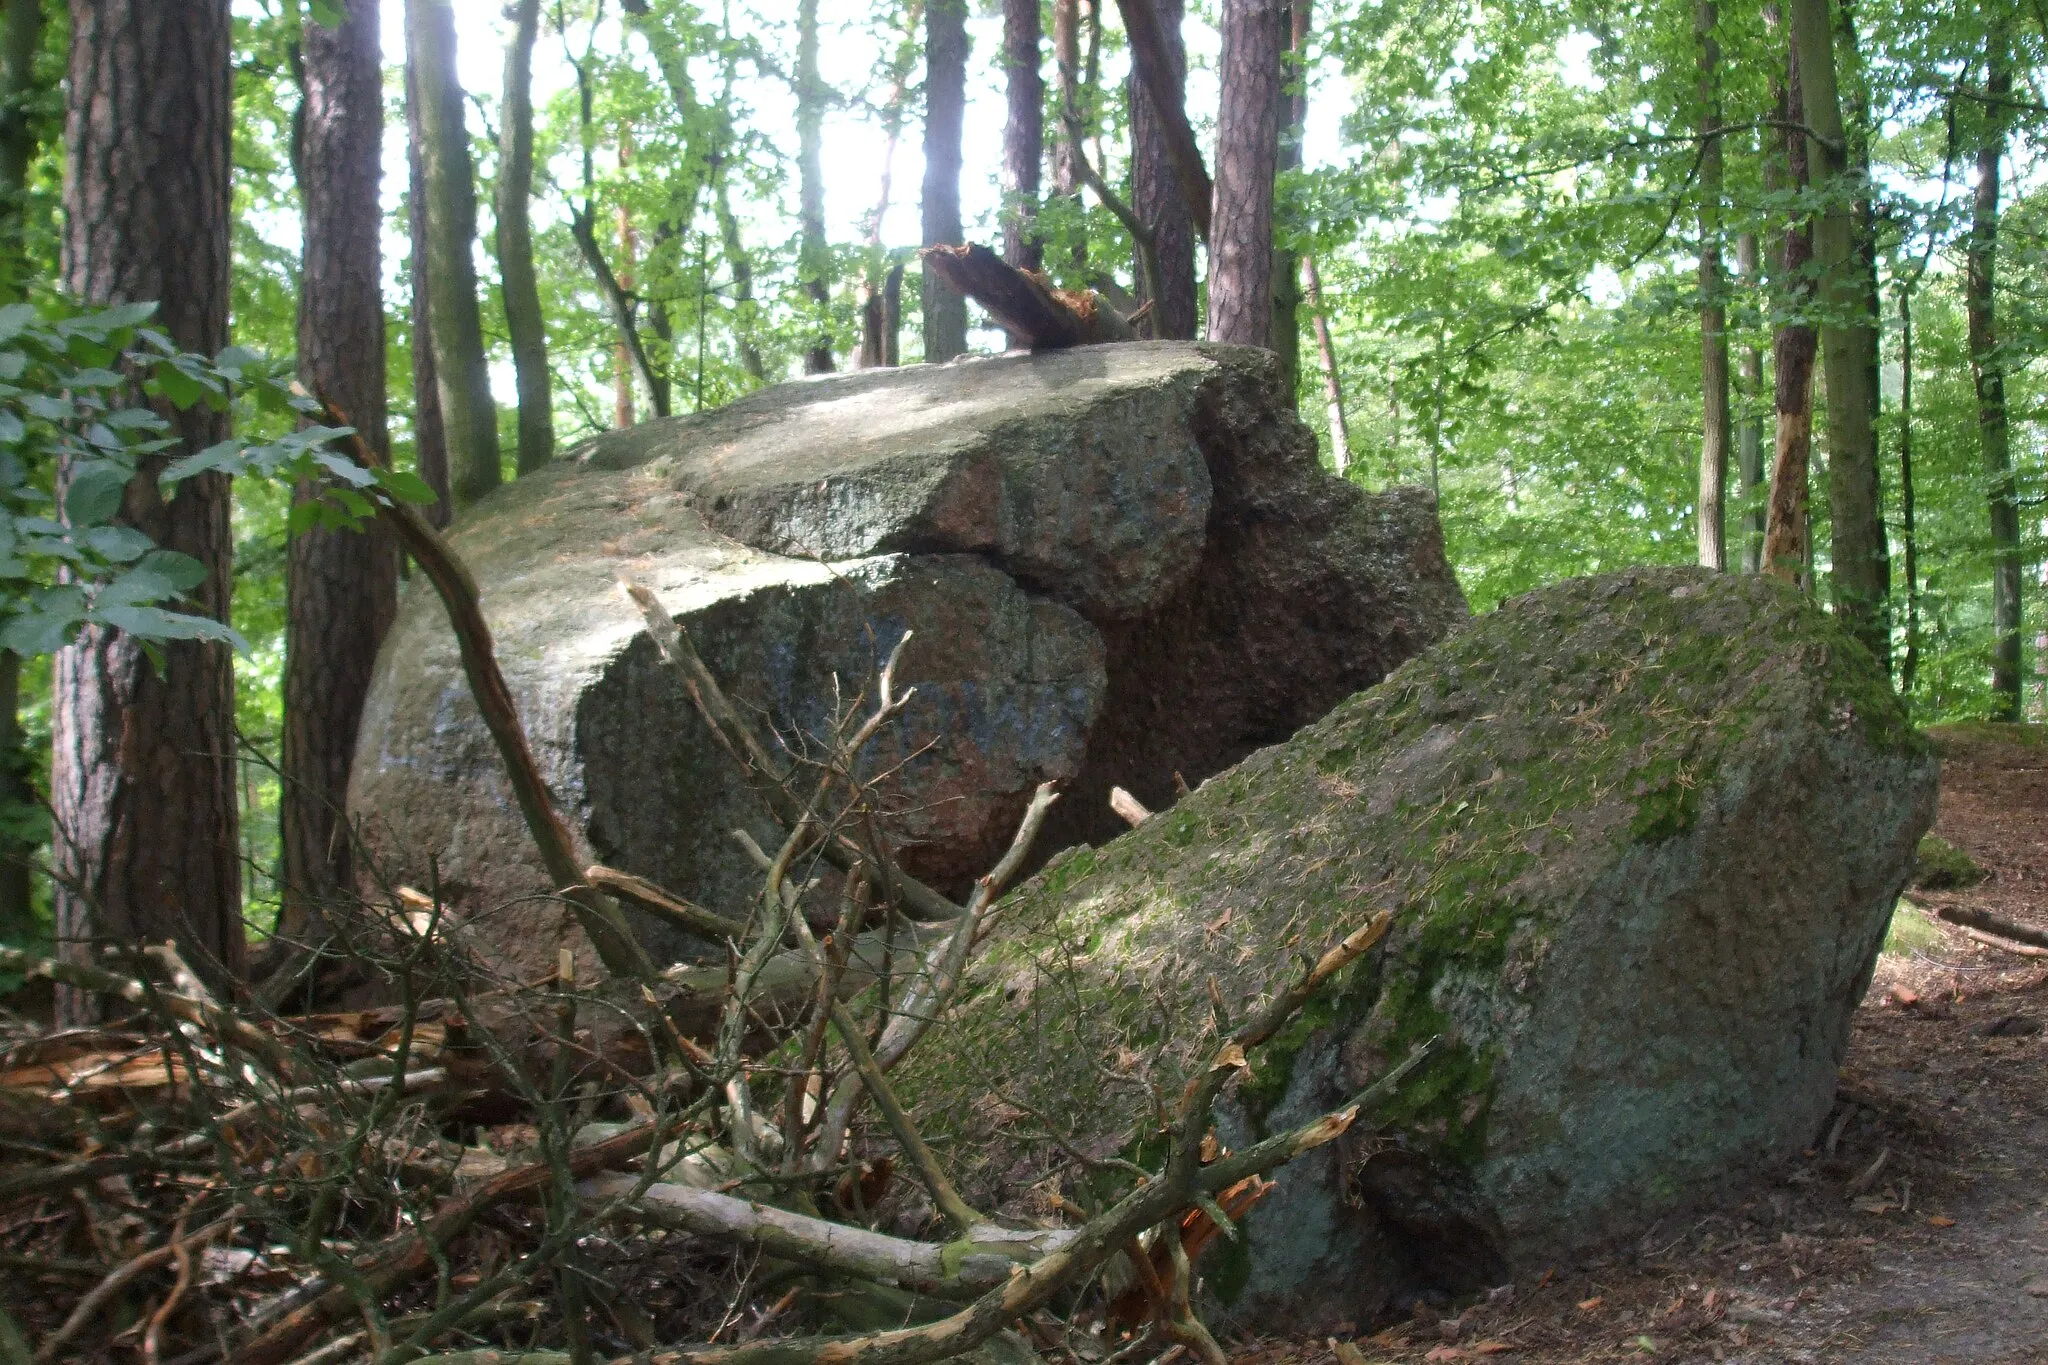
1243;723;2048;1365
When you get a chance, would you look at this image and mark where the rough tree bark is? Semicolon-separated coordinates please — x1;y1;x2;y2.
1302;254;1351;474
1115;0;1211;242
1269;0;1309;401
1001;0;1042;278
1787;0;1886;662
497;0;553;474
797;0;834;373
1206;0;1285;347
1735;231;1765;574
1051;0;1084;268
282;0;399;938
53;0;243;1016
0;0;46;942
403;48;451;527
1762;22;1817;586
921;0;968;361
404;0;499;510
1126;0;1196;338
1696;0;1730;571
1967;28;2019;719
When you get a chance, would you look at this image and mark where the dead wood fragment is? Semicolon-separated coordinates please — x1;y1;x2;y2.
918;243;1133;349
585;864;751;944
1109;787;1153;827
1923;899;2048;952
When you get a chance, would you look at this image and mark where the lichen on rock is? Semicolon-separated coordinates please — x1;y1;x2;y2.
901;566;1936;1328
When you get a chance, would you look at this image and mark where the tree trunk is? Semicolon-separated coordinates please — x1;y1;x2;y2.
1268;0;1308;402
1787;0;1886;663
1206;0;1285;347
0;0;46;942
1051;0;1085;270
497;0;553;475
1762;24;1817;586
1735;232;1766;574
921;0;968;361
1115;0;1211;243
1695;0;1729;571
614;139;638;427
1126;0;1195;338
1967;30;2019;719
404;48;451;528
53;0;242;1016
1897;285;1919;697
404;0;499;510
797;0;834;373
713;164;767;383
282;0;399;939
1001;0;1042;283
1301;254;1351;475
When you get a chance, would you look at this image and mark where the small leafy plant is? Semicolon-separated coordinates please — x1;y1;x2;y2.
0;297;432;657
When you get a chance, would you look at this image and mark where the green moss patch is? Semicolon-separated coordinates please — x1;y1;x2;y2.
1910;834;1985;890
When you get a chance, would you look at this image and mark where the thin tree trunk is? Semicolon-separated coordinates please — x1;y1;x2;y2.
1301;254;1351;474
1763;21;1817;585
1125;0;1194;338
405;0;499;510
1115;0;1211;242
404;50;451;528
1051;0;1086;271
0;0;46;942
1001;0;1042;280
1787;0;1886;662
497;0;553;475
713;165;766;383
1898;285;1919;697
282;0;399;939
1207;0;1285;347
798;0;834;372
1696;0;1729;571
1269;0;1308;402
54;0;243;1018
921;0;968;361
615;138;638;427
1967;29;2019;719
1735;231;1765;574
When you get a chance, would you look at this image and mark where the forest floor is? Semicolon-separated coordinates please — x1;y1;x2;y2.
1240;722;2048;1365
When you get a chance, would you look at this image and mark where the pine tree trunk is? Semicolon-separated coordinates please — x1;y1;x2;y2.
1787;0;1886;663
1268;0;1308;403
1763;23;1817;586
921;0;969;362
1967;29;2019;718
1735;231;1766;574
497;0;553;475
404;48;451;528
797;0;834;372
0;0;45;942
1695;0;1729;571
282;0;399;939
54;0;243;1017
405;0;499;509
1001;0;1043;282
1127;0;1196;338
1207;0;1285;347
1116;0;1211;242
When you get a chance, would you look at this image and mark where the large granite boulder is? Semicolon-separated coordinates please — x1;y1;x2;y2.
348;343;1464;970
900;567;1936;1327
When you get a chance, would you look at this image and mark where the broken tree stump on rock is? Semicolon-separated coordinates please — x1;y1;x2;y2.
919;243;1133;349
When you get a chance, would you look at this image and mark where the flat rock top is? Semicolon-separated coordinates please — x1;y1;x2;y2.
578;342;1221;486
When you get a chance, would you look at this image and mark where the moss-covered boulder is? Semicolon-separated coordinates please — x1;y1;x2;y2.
902;566;1936;1327
349;343;1462;976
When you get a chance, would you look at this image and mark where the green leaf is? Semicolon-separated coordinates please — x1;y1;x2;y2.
377;469;437;505
83;525;155;563
0;304;35;345
0;585;89;656
135;548;207;592
161;438;248;485
92;301;159;330
309;0;348;26
94;604;244;651
63;462;132;526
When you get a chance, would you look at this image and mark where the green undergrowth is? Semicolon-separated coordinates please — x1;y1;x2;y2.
1911;834;1985;890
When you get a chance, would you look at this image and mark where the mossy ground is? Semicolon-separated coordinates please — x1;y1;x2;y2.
1910;833;1986;890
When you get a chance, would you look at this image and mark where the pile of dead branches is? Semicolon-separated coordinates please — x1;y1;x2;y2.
0;437;1429;1365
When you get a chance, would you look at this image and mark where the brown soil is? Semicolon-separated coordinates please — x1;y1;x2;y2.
1239;723;2048;1365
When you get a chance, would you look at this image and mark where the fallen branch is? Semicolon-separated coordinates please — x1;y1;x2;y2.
918;244;1133;349
1923;899;2048;952
585;864;751;944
